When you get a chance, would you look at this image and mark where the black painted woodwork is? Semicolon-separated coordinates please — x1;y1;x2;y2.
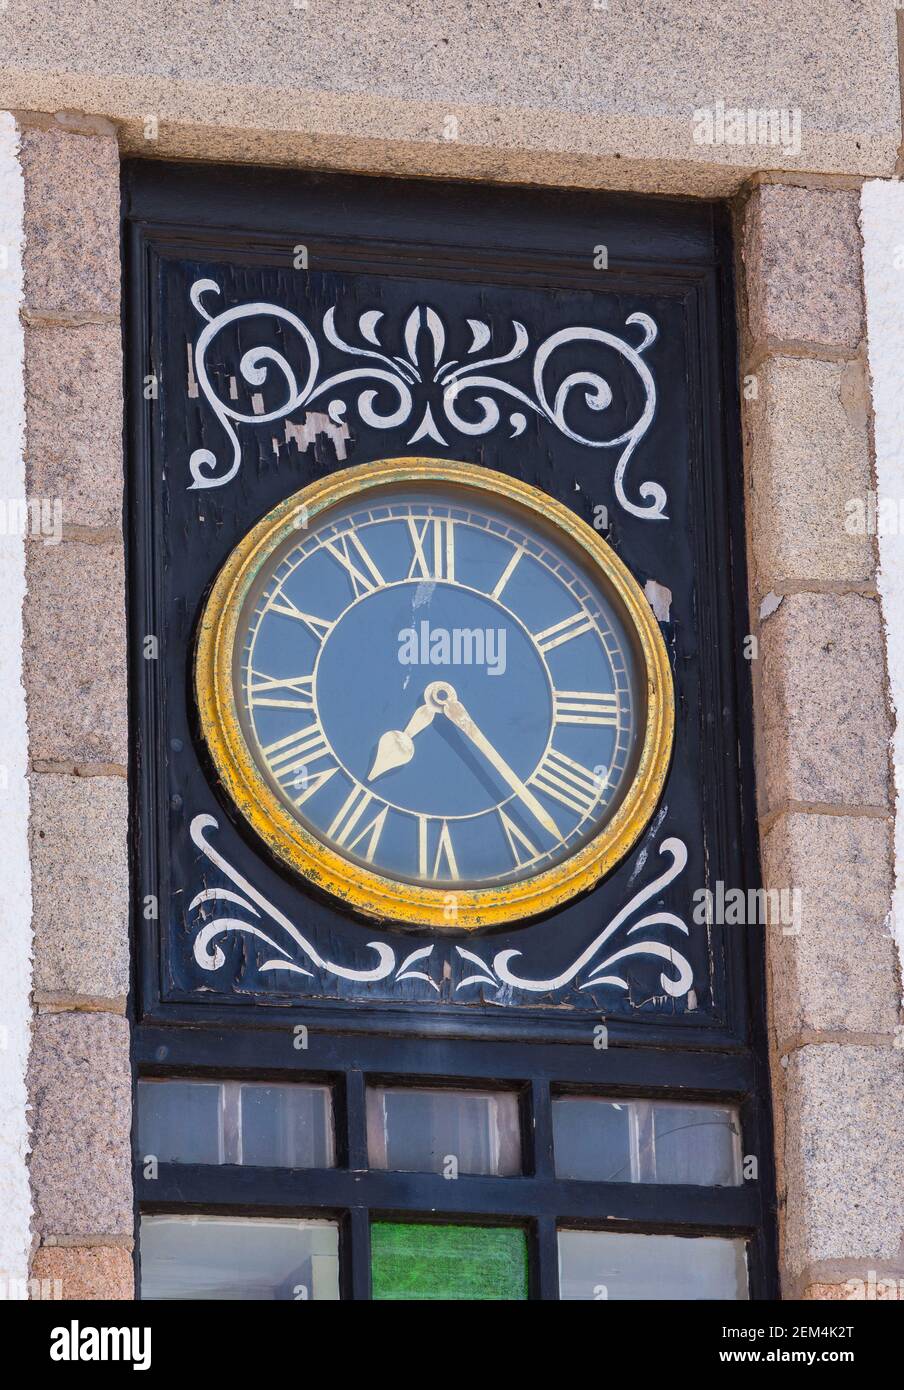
123;161;777;1299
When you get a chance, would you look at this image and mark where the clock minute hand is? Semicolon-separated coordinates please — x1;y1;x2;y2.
367;701;436;781
442;695;559;840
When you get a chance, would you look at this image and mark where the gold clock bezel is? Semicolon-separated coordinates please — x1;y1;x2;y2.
195;457;674;930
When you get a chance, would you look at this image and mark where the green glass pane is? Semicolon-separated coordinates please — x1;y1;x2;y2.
371;1222;528;1300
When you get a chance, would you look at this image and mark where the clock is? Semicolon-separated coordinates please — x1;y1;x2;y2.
195;458;673;929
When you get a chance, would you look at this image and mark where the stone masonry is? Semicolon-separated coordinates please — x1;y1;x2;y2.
20;122;133;1298
4;2;903;1302
741;182;904;1299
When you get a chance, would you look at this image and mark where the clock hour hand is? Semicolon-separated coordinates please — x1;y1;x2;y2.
436;686;560;840
367;700;436;781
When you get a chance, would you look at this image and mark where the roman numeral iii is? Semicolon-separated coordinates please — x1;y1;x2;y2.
553;690;619;726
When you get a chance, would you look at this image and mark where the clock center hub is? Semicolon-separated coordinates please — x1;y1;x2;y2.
314;579;552;819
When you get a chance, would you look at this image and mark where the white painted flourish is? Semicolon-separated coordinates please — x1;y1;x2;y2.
453;837;693;995
188;812;425;985
186;814;693;999
187;279;665;518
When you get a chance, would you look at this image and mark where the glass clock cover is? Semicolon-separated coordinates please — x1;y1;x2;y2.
196;460;672;928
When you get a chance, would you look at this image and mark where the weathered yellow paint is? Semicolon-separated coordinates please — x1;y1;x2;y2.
195;458;675;930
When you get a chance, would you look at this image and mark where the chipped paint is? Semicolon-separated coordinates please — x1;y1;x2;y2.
282;411;350;461
644;579;672;623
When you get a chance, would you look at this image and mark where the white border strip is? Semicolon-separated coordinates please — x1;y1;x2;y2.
861;179;904;995
0;110;33;1293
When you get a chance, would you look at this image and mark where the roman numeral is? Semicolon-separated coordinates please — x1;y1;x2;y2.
324;529;385;597
418;817;459;879
553;690;619;726
529;748;603;818
266;592;334;643
248;671;316;712
407;516;456;581
327;784;388;861
534;610;596;654
491;544;524;599
293;764;340;807
498;808;541;868
263;720;333;784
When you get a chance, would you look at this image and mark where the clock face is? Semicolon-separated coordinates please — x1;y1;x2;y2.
197;460;673;928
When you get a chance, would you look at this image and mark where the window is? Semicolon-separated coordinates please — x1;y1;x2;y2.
134;1061;764;1299
552;1096;742;1186
140;1215;340;1301
557;1230;748;1301
137;1079;335;1169
127;162;777;1299
366;1086;521;1177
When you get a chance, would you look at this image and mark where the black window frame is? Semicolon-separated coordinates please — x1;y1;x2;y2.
124;161;778;1301
133;1027;773;1300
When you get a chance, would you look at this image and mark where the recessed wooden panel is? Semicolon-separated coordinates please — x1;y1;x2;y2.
125;163;758;1048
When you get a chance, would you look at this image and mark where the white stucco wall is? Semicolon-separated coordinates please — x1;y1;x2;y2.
861;179;904;997
0;110;33;1293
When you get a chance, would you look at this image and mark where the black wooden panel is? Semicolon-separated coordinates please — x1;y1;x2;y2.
124;162;758;1048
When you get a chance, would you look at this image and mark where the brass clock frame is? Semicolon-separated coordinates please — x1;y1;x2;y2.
195;458;675;930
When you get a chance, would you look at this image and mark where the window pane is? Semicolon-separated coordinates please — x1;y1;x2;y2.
367;1086;520;1176
371;1222;528;1300
136;1080;223;1165
239;1083;334;1168
558;1230;748;1300
552;1098;632;1181
137;1079;334;1168
651;1102;740;1185
552;1095;741;1185
140;1215;340;1300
